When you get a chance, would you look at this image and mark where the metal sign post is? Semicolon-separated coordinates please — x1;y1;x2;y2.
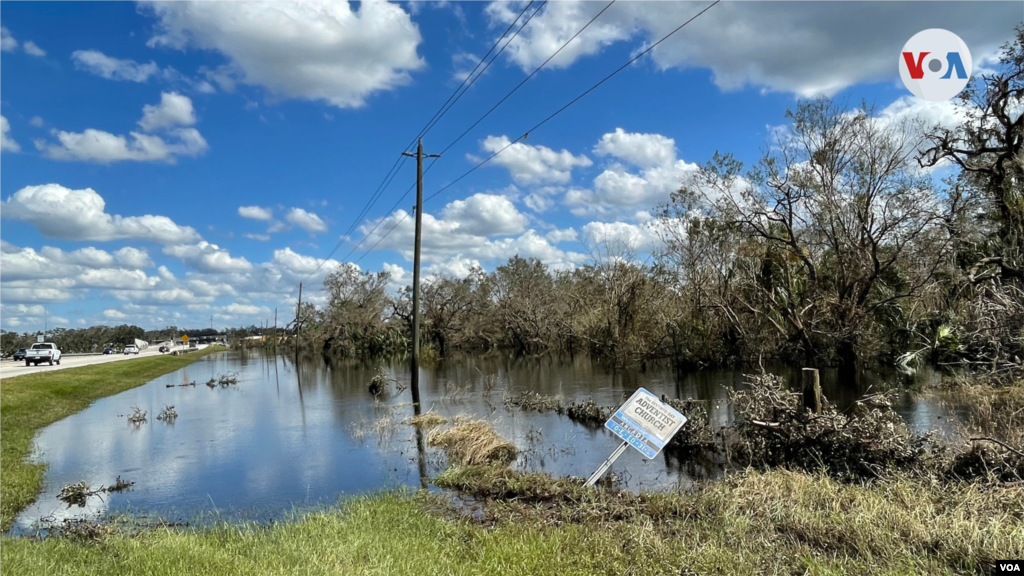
584;387;687;488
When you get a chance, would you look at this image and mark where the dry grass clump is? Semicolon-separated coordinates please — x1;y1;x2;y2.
504;391;563;412
943;379;1024;482
348;414;397;443
729;373;937;480
406;411;448;429
427;418;517;466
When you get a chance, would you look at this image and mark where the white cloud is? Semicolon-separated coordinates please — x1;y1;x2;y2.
425;255;482;279
0;26;16;52
1;115;20;152
523;193;554;213
222;303;269;316
488;1;1019;97
38;93;208;163
71;50;160;82
145;0;426;108
594;128;676;168
2;184;201;244
238;205;273;221
40;246;115;268
566;129;699;215
114;247;155;268
546;228;579;244
440;193;527;236
78;268;160;290
138;92;197;131
271;247;339;277
39;128;207;163
22;40;45;57
581;221;661;253
361;202;586;270
163;241;253;273
285;208;327;233
244;233;271;241
103;309;128;319
29;116;44;128
479;135;592;185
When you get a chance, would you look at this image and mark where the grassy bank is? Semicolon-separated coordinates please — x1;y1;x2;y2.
0;347;225;530
1;468;1020;575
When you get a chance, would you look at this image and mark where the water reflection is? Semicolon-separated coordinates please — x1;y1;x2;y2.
13;350;957;533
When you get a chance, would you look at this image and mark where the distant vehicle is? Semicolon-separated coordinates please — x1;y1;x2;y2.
13;349;27;361
123;345;140;355
103;347;115;355
25;343;61;366
159;345;170;353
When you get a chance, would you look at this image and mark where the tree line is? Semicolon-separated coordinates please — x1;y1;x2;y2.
296;27;1022;369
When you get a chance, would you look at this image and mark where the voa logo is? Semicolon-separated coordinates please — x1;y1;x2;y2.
899;28;972;102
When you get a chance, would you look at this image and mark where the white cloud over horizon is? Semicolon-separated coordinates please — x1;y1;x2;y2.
143;0;426;108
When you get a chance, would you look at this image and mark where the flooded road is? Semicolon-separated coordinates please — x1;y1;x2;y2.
12;350;959;533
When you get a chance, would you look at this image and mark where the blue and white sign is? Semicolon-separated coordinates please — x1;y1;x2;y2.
605;388;687;459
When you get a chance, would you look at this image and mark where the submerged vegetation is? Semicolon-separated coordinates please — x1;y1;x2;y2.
0;347;224;530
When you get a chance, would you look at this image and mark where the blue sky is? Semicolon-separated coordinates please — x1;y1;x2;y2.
1;1;1020;331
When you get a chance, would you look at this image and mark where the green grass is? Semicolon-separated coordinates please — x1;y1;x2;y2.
3;357;1020;575
1;347;225;530
2;468;1020;575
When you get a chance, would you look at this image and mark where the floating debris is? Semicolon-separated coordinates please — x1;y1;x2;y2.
406;411;448;429
156;405;178;422
41;518;114;541
428;418;517;466
205;378;217;388
562;399;608;427
660;396;713;451
728;372;937;480
504;392;612;428
126;406;147;425
57;476;135;508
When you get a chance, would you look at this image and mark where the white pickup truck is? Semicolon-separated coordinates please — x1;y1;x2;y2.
25;342;61;366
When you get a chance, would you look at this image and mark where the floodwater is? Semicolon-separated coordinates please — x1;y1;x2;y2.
12;350;960;533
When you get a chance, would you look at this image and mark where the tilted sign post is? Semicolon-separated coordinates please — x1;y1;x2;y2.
584;387;687;487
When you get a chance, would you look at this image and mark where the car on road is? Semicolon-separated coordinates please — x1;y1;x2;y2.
25;343;61;366
123;345;140;355
13;348;28;361
103;347;115;355
159;345;170;353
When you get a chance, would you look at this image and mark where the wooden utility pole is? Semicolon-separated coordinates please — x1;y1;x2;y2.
295;282;303;341
402;139;440;407
802;368;822;415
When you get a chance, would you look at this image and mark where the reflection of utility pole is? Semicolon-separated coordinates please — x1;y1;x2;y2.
401;138;440;408
413;400;428;489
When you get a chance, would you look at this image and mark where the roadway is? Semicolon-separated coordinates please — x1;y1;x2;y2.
0;344;210;380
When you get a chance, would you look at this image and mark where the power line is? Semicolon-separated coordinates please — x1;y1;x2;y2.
349;1;620;264
296;1;541;287
426;0;720;205
437;0;617;157
356;0;720;262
